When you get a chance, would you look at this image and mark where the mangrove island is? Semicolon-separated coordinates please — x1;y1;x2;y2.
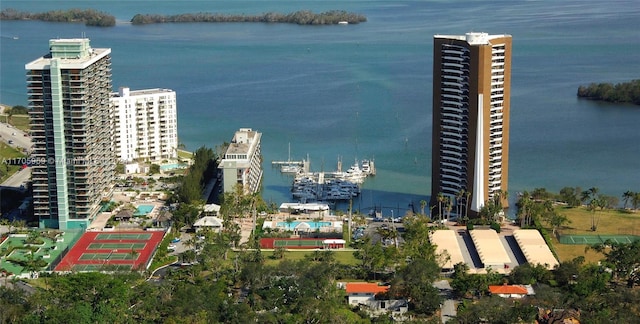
0;8;116;27
577;79;640;105
130;10;367;25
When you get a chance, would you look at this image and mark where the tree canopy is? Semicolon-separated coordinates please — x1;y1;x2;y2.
131;10;367;25
0;8;115;27
577;80;640;105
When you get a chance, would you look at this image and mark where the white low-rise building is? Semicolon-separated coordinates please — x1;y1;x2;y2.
111;87;178;163
193;216;224;233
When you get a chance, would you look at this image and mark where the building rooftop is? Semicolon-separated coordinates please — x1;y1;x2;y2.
513;229;559;270
226;128;260;156
345;282;390;294
469;229;512;268
112;87;175;97
25;38;111;70
488;284;528;295
430;229;466;269
434;32;511;45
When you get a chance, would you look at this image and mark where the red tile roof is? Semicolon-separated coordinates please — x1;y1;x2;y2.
489;285;528;295
345;282;390;294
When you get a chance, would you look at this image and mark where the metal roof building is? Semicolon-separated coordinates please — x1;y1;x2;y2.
469;229;511;270
513;229;559;270
430;229;465;269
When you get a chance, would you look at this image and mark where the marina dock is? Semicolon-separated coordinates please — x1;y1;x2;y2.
290;159;375;203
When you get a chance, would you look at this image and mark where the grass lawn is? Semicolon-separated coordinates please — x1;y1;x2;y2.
8;115;30;132
177;149;193;160
0;142;25;183
549;206;640;264
261;250;358;266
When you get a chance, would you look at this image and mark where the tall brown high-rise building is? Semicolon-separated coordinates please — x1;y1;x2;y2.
430;32;512;218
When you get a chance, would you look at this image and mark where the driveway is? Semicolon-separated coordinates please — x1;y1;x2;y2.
433;280;456;323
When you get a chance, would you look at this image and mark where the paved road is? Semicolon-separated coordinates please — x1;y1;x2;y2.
1;121;32;188
1;167;31;187
433;280;457;323
0;121;31;151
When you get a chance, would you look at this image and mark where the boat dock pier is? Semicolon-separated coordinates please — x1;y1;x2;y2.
271;159;310;174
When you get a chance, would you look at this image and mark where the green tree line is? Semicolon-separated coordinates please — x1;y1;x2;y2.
1;8;366;26
0;8;115;27
577;79;640;105
0;211;444;323
131;10;367;25
453;240;640;323
175;146;217;205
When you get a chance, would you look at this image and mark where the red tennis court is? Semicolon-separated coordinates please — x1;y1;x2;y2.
55;230;165;272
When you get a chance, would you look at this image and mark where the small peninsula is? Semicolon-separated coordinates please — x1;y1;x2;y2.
130;10;367;25
0;8;116;27
577;80;640;105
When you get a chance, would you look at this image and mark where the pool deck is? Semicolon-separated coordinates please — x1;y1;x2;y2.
263;218;343;232
88;192;166;231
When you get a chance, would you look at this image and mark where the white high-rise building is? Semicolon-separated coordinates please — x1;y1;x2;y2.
110;87;178;163
219;128;263;195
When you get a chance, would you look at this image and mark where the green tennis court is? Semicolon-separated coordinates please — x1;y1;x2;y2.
88;243;146;250
79;252;139;261
72;264;133;272
274;239;325;247
95;233;152;240
558;234;640;245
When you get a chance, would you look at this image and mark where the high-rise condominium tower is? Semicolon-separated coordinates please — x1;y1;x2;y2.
26;38;115;230
431;32;512;218
111;87;178;163
219;128;263;195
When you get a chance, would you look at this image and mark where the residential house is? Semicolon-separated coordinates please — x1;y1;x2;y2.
342;282;408;316
488;284;534;298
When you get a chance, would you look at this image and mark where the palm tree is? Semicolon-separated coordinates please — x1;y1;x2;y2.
622;190;634;209
437;192;445;222
445;197;453;223
419;200;427;216
464;190;472;221
588;198;600;231
455;190;464;220
518;191;531;227
128;248;139;260
633;193;640;210
429;205;436;221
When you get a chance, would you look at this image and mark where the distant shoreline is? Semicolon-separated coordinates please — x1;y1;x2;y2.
0;8;366;27
131;10;367;25
577;80;640;105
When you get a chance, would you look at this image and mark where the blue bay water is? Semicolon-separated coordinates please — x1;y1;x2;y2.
1;0;639;215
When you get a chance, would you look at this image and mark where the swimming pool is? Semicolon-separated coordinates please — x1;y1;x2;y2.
135;204;155;216
276;221;333;230
160;163;188;171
